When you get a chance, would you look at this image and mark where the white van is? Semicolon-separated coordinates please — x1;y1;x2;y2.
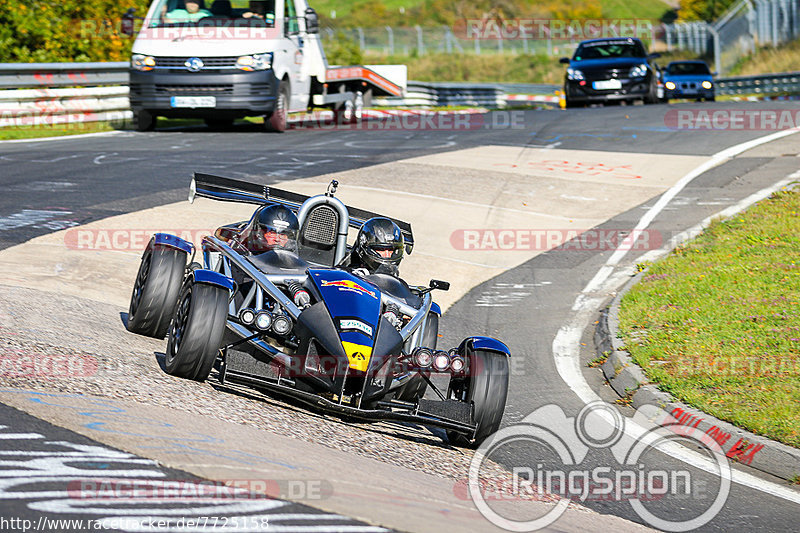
124;0;406;131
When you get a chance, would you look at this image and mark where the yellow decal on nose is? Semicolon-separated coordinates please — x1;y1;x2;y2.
341;341;372;372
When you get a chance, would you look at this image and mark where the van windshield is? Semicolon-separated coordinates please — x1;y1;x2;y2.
150;0;276;27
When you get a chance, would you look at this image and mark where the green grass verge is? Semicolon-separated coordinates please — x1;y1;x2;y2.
618;189;800;448
0;121;118;140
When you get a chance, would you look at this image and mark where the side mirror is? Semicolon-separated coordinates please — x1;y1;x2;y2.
648;52;661;60
305;7;319;34
121;8;137;37
429;279;450;292
559;57;570;64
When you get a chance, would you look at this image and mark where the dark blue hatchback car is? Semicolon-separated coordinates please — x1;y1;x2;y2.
560;37;661;108
662;60;716;102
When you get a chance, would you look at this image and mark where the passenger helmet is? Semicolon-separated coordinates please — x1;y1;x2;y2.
246;204;299;253
355;217;404;271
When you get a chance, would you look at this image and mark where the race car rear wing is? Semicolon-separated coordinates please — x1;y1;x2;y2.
190;172;414;249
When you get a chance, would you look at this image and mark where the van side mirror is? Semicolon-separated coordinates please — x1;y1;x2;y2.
305;7;319;34
121;8;137;37
559;57;570;64
648;52;661;60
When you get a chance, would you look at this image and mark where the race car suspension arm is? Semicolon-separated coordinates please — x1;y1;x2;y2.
420;372;447;401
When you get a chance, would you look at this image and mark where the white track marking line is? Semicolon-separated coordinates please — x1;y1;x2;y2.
0;130;125;144
553;129;800;505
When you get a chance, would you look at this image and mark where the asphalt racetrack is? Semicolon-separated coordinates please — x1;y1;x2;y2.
1;102;799;532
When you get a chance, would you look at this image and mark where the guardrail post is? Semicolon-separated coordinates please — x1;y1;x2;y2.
708;25;723;76
443;25;453;54
356;27;366;51
663;24;673;51
771;0;779;45
385;26;394;55
415;25;424;55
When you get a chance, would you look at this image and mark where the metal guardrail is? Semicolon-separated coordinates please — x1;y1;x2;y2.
0;62;131;128
0;62;128;89
374;81;506;108
716;71;800;95
2;62;800;129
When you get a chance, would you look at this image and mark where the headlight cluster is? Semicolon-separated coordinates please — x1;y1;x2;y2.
239;308;292;335
567;67;584;81
702;81;713;89
131;54;155;71
629;64;648;78
236;53;272;71
411;347;466;374
665;81;676;90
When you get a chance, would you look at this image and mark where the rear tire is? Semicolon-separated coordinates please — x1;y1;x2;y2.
127;238;186;339
165;281;229;382
447;349;510;448
265;81;289;133
394;312;438;402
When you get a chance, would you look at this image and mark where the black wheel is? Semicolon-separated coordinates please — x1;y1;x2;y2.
165;281;229;382
204;118;234;130
394;312;438;402
134;110;156;132
564;98;582;109
127;238;187;339
707;96;716;102
447;348;510;448
266;80;289;133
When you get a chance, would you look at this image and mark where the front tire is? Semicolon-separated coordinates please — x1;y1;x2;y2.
134;110;156;132
265;81;289;133
447;349;510;447
127;238;187;339
165;281;229;382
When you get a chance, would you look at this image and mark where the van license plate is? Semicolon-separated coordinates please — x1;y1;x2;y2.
171;96;216;108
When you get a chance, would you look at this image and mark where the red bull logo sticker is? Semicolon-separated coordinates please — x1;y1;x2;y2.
320;279;378;299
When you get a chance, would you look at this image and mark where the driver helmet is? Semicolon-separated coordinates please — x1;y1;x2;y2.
355;217;404;271
246;204;299;253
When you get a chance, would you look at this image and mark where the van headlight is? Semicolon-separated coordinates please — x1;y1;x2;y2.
131;54;155;71
702;80;713;89
629;64;648;77
665;81;676;90
236;53;272;71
